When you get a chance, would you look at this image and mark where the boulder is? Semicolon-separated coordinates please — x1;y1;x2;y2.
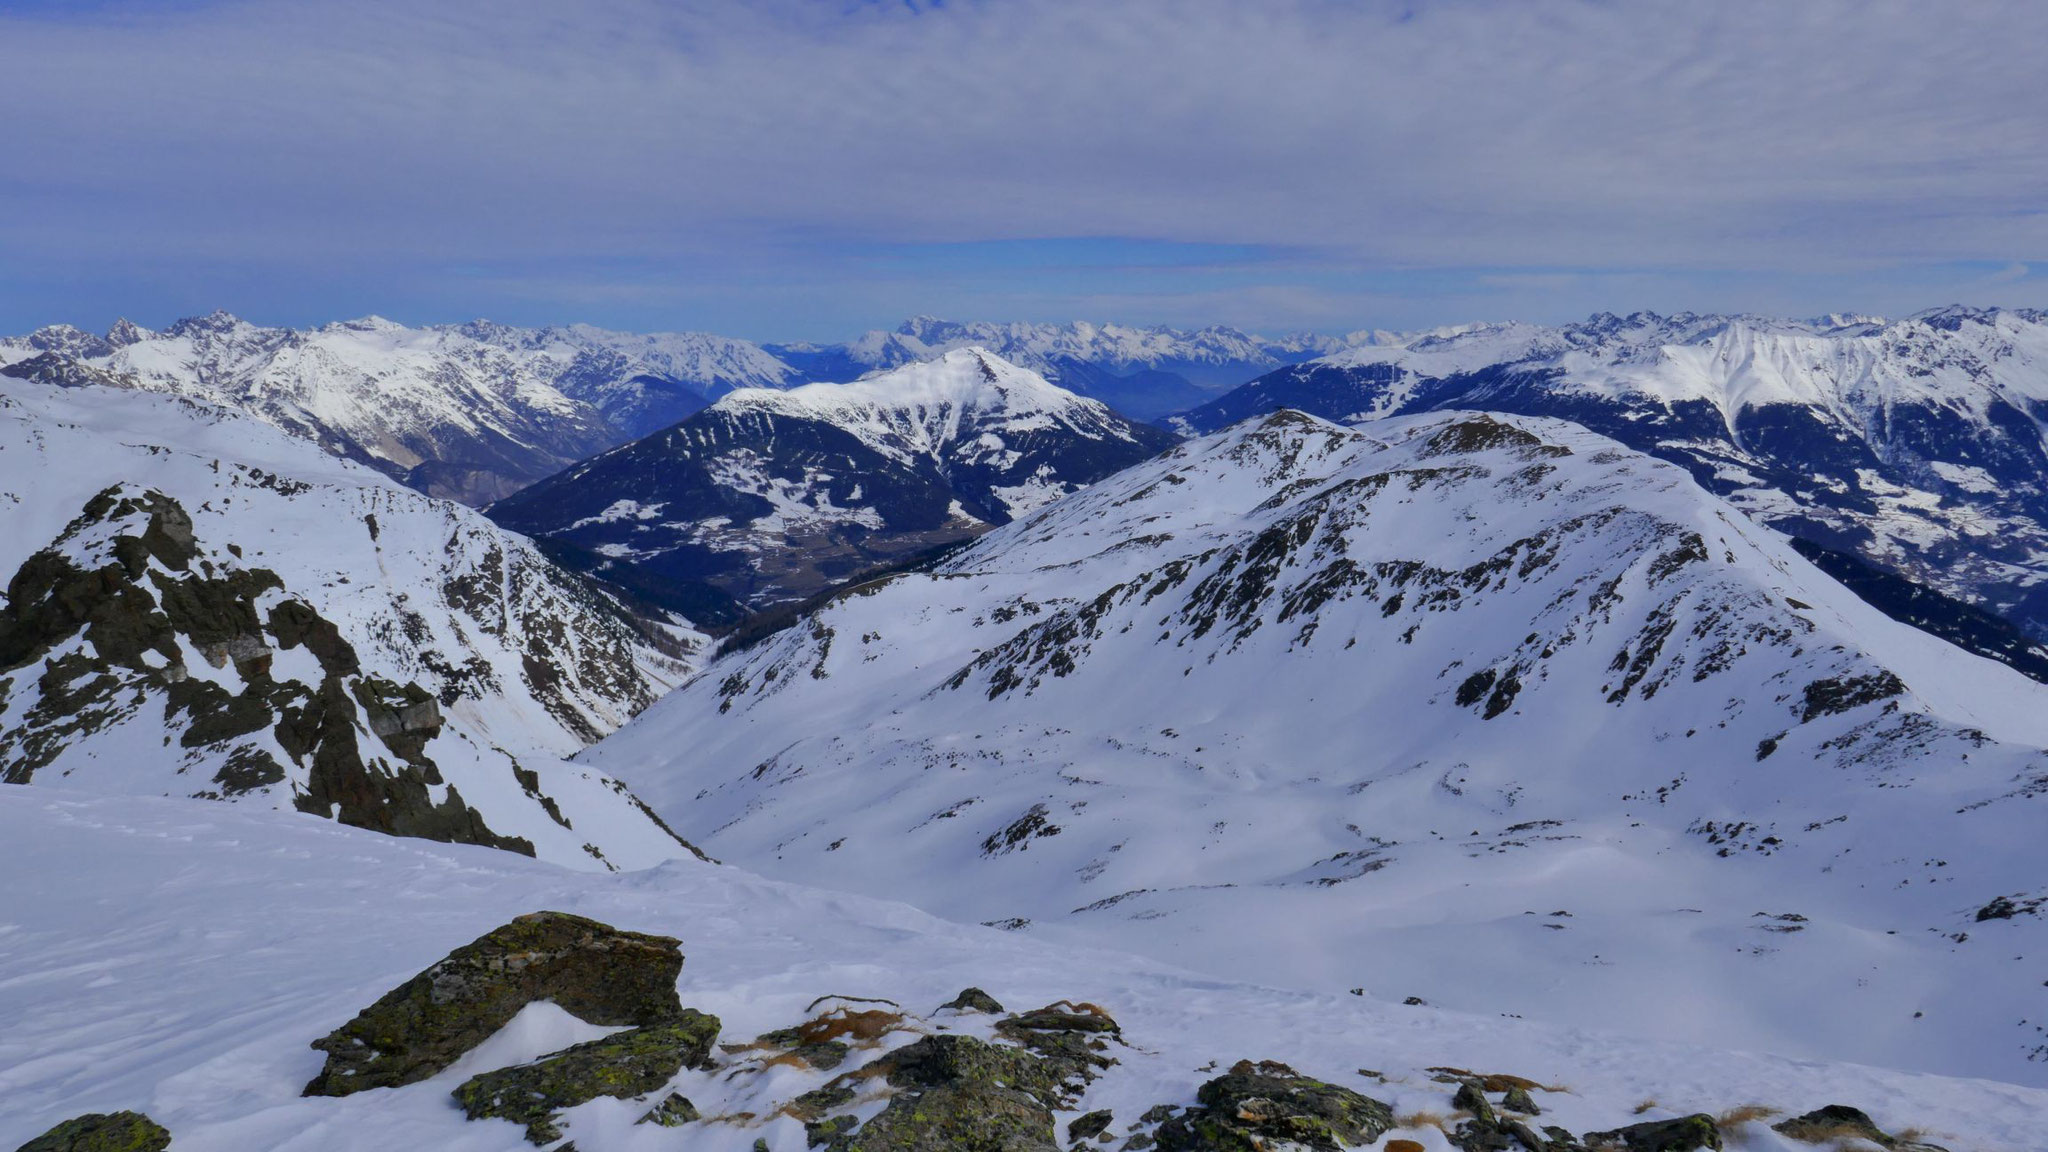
940;987;1007;1014
1069;1110;1115;1142
833;1035;1066;1152
303;911;685;1096
1155;1064;1394;1152
1584;1114;1720;1152
14;1112;171;1152
451;1011;720;1144
1770;1105;1949;1150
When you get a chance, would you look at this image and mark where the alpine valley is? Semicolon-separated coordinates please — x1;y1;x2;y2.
7;307;2048;1152
487;349;1178;607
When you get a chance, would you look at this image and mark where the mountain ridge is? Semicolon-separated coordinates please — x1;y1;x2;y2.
487;349;1178;607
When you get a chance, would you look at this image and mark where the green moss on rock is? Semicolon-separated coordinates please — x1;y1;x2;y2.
1584;1114;1720;1152
1155;1063;1393;1152
451;1011;721;1144
14;1110;171;1152
303;911;687;1096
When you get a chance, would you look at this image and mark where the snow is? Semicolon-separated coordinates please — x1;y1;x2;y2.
0;374;705;870
582;409;2048;1085
5;786;2047;1151
714;348;1129;465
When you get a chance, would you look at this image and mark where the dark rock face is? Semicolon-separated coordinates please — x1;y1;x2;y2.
1155;1062;1394;1152
13;1111;171;1152
0;486;542;856
451;1011;720;1144
1583;1114;1721;1152
303;911;686;1096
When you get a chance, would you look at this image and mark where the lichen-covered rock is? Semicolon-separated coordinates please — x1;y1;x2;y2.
1000;1001;1120;1035
1770;1105;1949;1150
993;1002;1122;1095
1502;1086;1540;1116
451;1011;721;1144
1154;1063;1394;1152
1584;1114;1720;1152
1452;1081;1497;1127
14;1110;171;1152
1772;1105;1889;1146
303;911;686;1096
823;1034;1070;1152
1069;1110;1115;1142
638;1092;700;1127
808;1114;861;1147
939;987;1006;1014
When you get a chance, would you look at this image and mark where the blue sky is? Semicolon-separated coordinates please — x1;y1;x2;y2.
0;0;2043;341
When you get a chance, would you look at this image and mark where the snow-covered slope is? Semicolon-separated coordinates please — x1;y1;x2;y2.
4;786;2043;1150
0;314;794;503
583;408;2048;1082
0;374;706;869
489;349;1177;607
770;318;1346;419
1175;308;2048;649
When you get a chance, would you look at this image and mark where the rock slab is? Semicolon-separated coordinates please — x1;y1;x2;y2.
302;911;685;1096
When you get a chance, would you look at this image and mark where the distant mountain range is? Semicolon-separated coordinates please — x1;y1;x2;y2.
0;313;1324;505
768;316;1351;419
0;312;792;504
1175;306;2048;651
487;349;1177;607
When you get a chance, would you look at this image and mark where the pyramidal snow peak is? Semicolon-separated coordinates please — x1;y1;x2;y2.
487;349;1178;607
582;407;2048;1082
0;373;707;870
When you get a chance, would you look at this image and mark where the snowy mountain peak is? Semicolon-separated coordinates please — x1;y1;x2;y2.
585;404;2048;1080
103;316;151;348
1179;307;2048;647
164;308;250;337
723;347;1102;432
488;349;1176;607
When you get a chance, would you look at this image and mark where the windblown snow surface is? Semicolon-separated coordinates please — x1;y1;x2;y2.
585;409;2048;1084
3;788;2046;1151
0;375;705;869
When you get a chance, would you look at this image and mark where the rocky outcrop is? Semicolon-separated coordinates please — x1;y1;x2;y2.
13;1111;171;1152
1772;1105;1950;1151
1584;1115;1720;1152
452;1011;720;1144
938;987;1005;1014
0;487;536;854
1155;1061;1394;1152
835;1034;1068;1152
303;911;686;1096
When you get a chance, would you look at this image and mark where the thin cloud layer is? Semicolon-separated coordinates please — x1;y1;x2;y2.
0;0;2043;334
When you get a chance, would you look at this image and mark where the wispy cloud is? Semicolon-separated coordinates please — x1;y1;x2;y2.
1;0;2044;335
